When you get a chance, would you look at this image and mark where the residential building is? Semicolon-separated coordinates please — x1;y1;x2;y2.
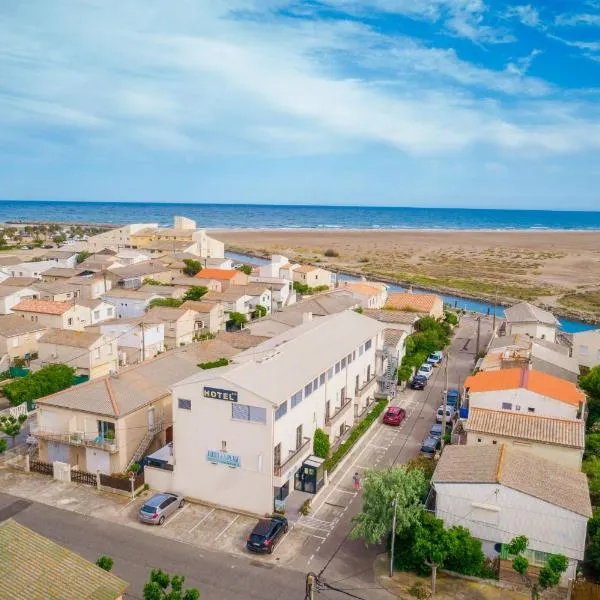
77;299;116;324
3;260;73;279
464;368;585;420
203;288;253;319
87;222;159;252
41;267;85;281
292;265;335;289
571;328;600;369
259;254;290;279
503;302;559;343
383;328;408;366
204;257;233;269
0;519;128;600
0;314;47;359
342;280;388;309
385;292;444;319
97;319;165;364
38;329;118;379
110;261;175;288
67;274;112;300
138;284;188;299
195;268;249;290
465;407;584;469
12;299;90;331
143;306;202;348
0;284;37;314
41;249;79;268
101;289;161;319
362;308;421;335
0;276;38;288
249;275;295;309
241;283;272;315
31;280;81;302
114;249;151;265
171;276;222;292
164;311;387;515
432;444;591;585
180;300;226;334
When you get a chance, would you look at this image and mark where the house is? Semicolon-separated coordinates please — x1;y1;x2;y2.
171;276;222;292
464;367;585;420
66;274;112;300
11;299;89;331
38;329;118;380
195;268;248;290
571;328;600;369
77;299;116;324
0;519;128;600
101;289;161;319
4;260;76;279
114;249;151;265
41;249;78;268
203;288;253;319
204;257;233;270
0;284;38;314
362;308;421;335
0;314;47;359
87;222;159;252
432;444;591;585
342;281;388;309
138;284;188;299
110;261;175;288
385;292;444;319
259;254;290;279
142;239;200;255
160;310;387;515
143;306;202;348
0;276;39;287
41;267;85;281
465;407;585;469
32;280;81;302
32;340;243;474
503;302;559;343
292;265;335;289
180;300;226;334
249;276;295;309
97;319;165;364
383;328;408;365
241;283;272;316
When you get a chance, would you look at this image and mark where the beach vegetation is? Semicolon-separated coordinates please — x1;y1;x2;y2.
558;291;600;314
323;249;339;257
182;259;202;277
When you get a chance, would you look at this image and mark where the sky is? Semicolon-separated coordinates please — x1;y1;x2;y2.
1;0;600;209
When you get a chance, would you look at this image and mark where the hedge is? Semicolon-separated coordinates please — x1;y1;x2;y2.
3;364;75;406
324;399;388;473
198;358;230;370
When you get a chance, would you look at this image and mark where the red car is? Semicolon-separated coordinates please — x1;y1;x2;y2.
383;406;407;426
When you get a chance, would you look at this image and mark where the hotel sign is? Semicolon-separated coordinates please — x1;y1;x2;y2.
203;387;238;402
207;450;241;468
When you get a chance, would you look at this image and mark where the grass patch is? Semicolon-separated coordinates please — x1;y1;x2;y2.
558;291;600;313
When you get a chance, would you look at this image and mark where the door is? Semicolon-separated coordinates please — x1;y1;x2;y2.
85;448;110;475
47;442;70;463
296;425;303;450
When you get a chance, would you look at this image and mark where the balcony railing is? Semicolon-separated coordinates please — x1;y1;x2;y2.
355;374;378;396
273;436;311;477
325;396;353;426
31;427;120;454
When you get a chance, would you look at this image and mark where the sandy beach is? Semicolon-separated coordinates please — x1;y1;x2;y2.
216;229;600;321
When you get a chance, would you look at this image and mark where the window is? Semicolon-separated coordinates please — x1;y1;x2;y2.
296;425;303;450
178;398;192;410
355;375;360;394
365;339;372;351
95;348;101;359
347;353;352;364
93;310;100;320
319;373;326;386
492;440;497;444
221;441;227;452
304;382;313;397
341;357;347;369
97;420;115;437
107;307;113;316
327;367;334;380
515;405;521;411
335;362;340;374
274;443;281;467
312;377;318;390
501;402;512;410
528;407;535;413
359;345;364;356
352;350;356;361
67;318;73;326
11;336;19;347
367;365;371;381
579;345;589;356
275;401;288;421
477;437;482;442
232;403;267;424
291;390;303;408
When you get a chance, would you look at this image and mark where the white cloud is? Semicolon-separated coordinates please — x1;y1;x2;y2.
555;13;600;26
504;4;541;27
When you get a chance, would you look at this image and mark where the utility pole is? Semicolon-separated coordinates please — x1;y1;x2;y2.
492;286;498;335
141;321;146;362
475;316;481;357
441;351;449;448
390;496;398;578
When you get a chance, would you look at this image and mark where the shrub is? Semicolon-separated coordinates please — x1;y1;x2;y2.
397;364;413;382
148;298;183;309
323;249;339;257
182;286;208;302
182;259;202;277
227;312;247;330
237;264;252;275
299;499;312;516
313;428;330;459
253;304;267;319
130;463;141;474
3;364;75;406
444;312;458;326
96;556;114;572
198;358;230;370
0;439;7;454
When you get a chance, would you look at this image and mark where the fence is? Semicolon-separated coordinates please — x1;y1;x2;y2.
71;469;97;486
573;581;600;600
100;472;144;492
30;459;53;476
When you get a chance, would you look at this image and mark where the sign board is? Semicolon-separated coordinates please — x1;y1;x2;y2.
203;387;238;403
207;449;241;468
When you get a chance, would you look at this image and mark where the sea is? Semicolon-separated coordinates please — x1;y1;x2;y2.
1;200;600;230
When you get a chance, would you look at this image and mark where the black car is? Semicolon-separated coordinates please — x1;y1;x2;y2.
421;435;441;458
246;514;288;554
410;375;428;390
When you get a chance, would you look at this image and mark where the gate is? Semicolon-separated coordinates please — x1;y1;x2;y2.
30;460;53;476
572;581;600;600
71;469;97;486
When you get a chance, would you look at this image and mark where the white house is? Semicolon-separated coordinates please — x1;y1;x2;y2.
78;299;116;325
161;311;387;516
3;260;65;279
101;289;161;319
503;302;559;343
42;250;78;269
342;281;388;309
571;328;600;369
259;255;290;279
0;285;38;314
202;289;253;320
432;444;591;585
249;276;295;309
464;367;585;420
362;309;421;335
87;223;159;252
98;319;165;364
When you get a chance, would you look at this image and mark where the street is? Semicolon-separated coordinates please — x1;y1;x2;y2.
0;314;491;599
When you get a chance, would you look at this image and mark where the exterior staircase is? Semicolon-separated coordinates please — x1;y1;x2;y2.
126;421;165;470
380;350;399;399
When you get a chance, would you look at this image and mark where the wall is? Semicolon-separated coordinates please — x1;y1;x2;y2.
101;322;165;361
145;465;174;491
0;287;38;314
0;329;45;359
89;302;116;324
572;329;600;369
88;224;158;252
6;261;65;278
102;296;150;319
508;322;557;343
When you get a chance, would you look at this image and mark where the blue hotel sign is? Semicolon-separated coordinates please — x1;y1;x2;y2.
207;450;241;468
203;386;238;402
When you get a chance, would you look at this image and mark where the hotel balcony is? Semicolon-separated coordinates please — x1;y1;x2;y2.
354;374;378;398
31;426;120;454
325;396;353;433
273;436;311;481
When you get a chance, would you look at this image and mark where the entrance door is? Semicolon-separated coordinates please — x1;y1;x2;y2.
85;448;110;474
47;442;70;463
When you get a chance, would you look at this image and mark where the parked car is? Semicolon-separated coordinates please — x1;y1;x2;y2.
410;375;428;390
21;246;30;250
421;435;441;458
42;244;54;249
138;492;185;526
417;363;434;379
436;405;455;424
427;351;443;365
383;406;407;426
246;514;288;554
429;423;444;439
443;388;460;407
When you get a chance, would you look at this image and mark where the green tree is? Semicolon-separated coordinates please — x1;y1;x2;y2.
3;364;75;406
182;286;208;302
444;312;458;325
586;433;600;458
581;366;600;428
76;251;90;264
0;414;27;447
253;304;267;319
586;508;600;577
313;428;330;459
148;298;184;309
182;259;202;277
0;438;7;454
583;456;600;506
443;526;485;576
350;466;426;545
143;569;199;600
508;536;568;600
95;556;114;572
411;511;450;594
237;264;252;275
397;364;413;383
143;278;166;286
227;312;247;330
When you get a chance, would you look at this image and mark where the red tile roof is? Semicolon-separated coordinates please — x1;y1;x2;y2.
195;268;241;281
385;292;440;312
12;299;73;316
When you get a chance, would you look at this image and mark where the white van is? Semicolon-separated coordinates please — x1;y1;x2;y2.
436;405;455;424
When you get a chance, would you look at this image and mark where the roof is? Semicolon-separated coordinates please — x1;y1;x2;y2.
180;300;220;313
101;289;159;300
295;265;319;273
39;328;104;348
0;519;128;600
42;267;83;278
138;284;183;298
465;368;585;406
195;268;241;281
530;344;580;375
0;285;36;299
12;298;74;315
111;261;172;279
466;407;584;449
344;281;387;296
216;331;270;349
0;314;47;337
433;444;592;517
384;328;406;348
363;308;423;324
505;301;559;326
36;339;244;417
43;249;78;259
67;275;106;286
240;283;270;296
0;276;39;287
144;240;194;251
385;292;441;313
32;281;76;295
203;289;250;302
144;306;197;322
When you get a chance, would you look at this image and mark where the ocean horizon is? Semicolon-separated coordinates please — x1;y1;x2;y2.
1;200;600;231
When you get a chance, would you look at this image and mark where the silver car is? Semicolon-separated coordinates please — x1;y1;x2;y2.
138;492;185;525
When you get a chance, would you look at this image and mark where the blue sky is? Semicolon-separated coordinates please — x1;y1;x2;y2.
1;0;600;209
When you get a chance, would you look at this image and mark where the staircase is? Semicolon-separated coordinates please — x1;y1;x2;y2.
126;421;165;470
380;350;399;399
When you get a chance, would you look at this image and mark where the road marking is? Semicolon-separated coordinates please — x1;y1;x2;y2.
336;489;355;495
165;503;188;525
369;444;387;450
189;508;215;533
215;515;239;540
296;522;332;534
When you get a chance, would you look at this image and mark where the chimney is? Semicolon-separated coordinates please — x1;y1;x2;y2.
302;312;313;324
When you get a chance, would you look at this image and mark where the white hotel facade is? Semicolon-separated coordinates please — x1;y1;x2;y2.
164;311;387;515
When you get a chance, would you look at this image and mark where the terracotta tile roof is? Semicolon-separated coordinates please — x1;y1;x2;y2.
433;444;592;517
12;298;73;315
344;282;385;296
466;407;584;449
195;268;240;280
385;292;441;312
295;265;318;273
464;368;585;406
